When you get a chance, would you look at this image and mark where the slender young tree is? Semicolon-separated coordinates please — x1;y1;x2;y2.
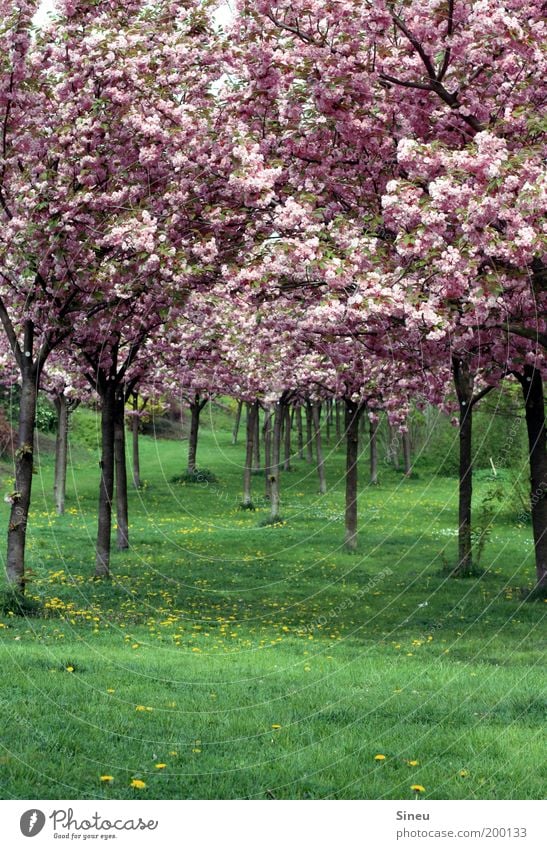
232;400;243;445
52;391;80;516
515;366;547;589
269;398;285;522
369;415;379;486
311;402;327;496
241;401;257;509
344;400;365;552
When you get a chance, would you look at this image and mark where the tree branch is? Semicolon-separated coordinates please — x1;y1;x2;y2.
470;384;495;408
0;293;23;369
392;13;437;80
507;325;547;350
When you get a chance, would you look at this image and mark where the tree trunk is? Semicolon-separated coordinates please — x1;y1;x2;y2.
232;399;243;445
283;403;291;471
345;400;362;552
335;401;342;442
305;400;314;463
6;368;37;591
187;396;201;473
264;407;272;500
242;401;256;508
402;427;412;477
253;402;260;472
270;400;284;520
387;422;400;470
53;393;69;516
453;357;474;576
370;416;379;485
114;392;129;550
517;365;547;589
326;399;331;445
131;393;141;489
312;402;327;495
95;383;116;577
296;406;304;459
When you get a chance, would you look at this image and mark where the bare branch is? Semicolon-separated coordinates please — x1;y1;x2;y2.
0;293;23;369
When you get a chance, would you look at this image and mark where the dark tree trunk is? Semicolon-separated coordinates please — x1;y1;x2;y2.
305;400;314;463
187;396;201;474
335;401;342;442
131;393;141;489
264;407;272;500
326;399;331;445
402;427;412;477
270;400;284;520
96;383;116;577
345;400;363;552
242;401;257;508
453;357;474;576
253;402;260;472
283;403;291;471
232;399;243;445
296;406;304;459
517;365;547;589
6;368;38;591
53;393;69;516
312;402;327;495
370;416;379;485
114;392;129;550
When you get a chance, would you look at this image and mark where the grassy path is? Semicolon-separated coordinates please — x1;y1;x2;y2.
0;410;544;799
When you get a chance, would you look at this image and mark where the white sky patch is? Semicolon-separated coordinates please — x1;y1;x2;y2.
34;1;234;27
34;0;55;25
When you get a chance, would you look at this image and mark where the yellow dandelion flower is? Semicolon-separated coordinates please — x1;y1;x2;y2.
130;779;146;790
106;688;115;694
407;760;419;766
374;754;386;761
66;666;74;673
459;770;468;778
155;763;166;769
271;724;281;729
169;751;178;756
411;784;425;793
100;775;113;783
192;748;201;753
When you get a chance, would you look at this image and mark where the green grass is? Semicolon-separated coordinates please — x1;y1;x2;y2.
0;406;545;800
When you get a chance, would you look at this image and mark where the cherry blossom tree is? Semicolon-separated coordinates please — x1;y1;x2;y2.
0;0;230;587
232;0;546;584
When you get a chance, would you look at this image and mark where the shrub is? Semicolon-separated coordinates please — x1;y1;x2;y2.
258;515;285;527
170;468;218;484
0;588;43;617
35;397;57;433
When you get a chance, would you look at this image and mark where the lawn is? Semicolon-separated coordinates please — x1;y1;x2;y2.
0;406;545;800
